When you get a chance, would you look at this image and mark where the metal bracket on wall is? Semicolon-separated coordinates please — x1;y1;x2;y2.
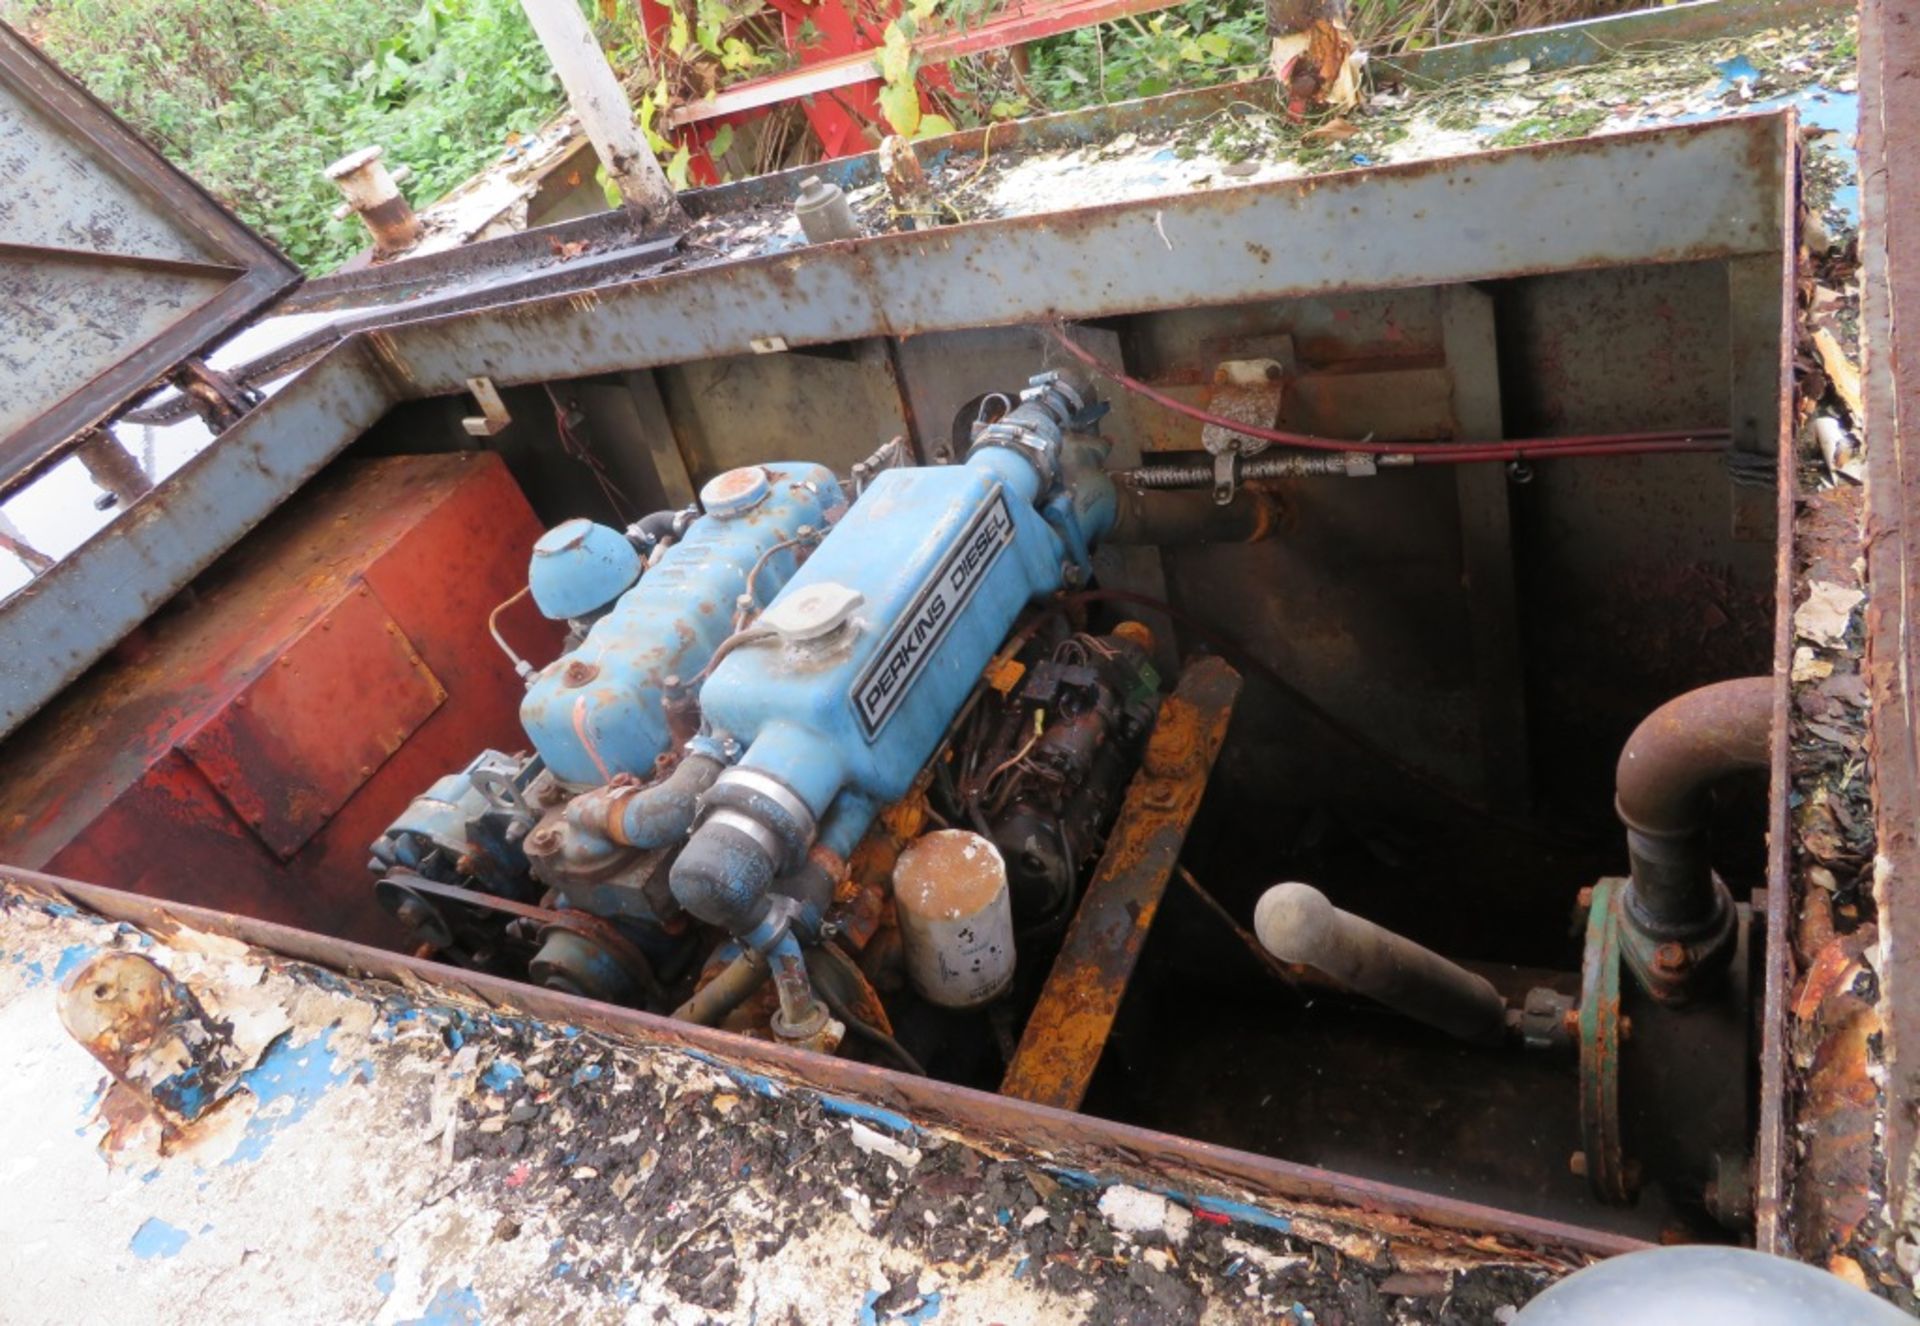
461;377;512;437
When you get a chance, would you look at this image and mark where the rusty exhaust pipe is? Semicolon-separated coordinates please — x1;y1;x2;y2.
1614;676;1772;997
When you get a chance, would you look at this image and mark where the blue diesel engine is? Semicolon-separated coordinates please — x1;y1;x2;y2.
370;372;1163;1062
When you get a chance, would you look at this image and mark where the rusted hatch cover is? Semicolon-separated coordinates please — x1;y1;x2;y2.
0;22;298;494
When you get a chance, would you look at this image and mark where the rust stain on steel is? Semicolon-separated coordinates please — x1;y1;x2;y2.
56;950;242;1140
1857;0;1920;1242
1752;113;1801;1252
999;654;1241;1112
5;864;1644;1266
1789;927;1883;1255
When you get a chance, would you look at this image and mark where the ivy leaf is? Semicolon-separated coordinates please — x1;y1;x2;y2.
595;165;622;209
878;78;921;136
908;0;938;21
667;10;690;55
720;36;763;70
709;122;735;158
878;21;914;85
667;142;693;189
914;112;955;139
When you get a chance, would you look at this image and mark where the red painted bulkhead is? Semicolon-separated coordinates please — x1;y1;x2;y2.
0;453;561;947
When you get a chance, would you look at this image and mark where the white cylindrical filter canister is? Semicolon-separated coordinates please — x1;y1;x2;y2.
893;829;1017;1009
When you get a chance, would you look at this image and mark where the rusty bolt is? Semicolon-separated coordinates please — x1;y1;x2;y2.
1618;1015;1633;1041
1653;942;1689;974
1561;1008;1580;1038
1575;886;1594;910
528;827;560;853
1568;1151;1588;1178
563;659;599;687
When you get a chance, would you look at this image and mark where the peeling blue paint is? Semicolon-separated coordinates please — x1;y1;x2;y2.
402;1281;484;1326
1014;1257;1031;1279
223;1028;345;1167
1188;1193;1293;1233
129;1218;189;1260
375;1270;396;1296
52;944;93;982
1042;1166;1294;1234
480;1061;522;1092
819;1096;916;1136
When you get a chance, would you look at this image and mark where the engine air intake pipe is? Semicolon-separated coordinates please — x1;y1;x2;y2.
1254;882;1509;1046
1613;676;1771;993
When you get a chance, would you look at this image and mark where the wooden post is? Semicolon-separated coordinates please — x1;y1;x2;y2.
517;0;682;228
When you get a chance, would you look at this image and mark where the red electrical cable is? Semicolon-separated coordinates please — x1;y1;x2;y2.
1044;323;1731;464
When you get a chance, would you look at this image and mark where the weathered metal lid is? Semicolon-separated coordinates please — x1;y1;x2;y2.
0;23;299;495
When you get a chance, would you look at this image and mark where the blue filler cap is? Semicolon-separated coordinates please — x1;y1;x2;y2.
528;519;643;620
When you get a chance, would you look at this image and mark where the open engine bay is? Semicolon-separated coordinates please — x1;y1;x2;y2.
3;60;1852;1265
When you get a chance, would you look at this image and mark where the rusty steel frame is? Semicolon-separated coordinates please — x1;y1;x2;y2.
0;111;1800;764
2;861;1643;1262
0;22;298;493
1002;654;1241;1110
1855;0;1920;1254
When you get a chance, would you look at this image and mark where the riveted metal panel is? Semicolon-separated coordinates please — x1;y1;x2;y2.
178;589;446;860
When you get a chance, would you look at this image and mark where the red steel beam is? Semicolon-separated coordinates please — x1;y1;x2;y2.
666;0;1189;129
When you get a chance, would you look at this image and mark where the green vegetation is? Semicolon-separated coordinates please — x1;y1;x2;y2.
1487;104;1609;147
6;0;578;270
1021;0;1268;107
7;0;1629;272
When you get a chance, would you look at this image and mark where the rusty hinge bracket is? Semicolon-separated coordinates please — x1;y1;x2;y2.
170;357;262;434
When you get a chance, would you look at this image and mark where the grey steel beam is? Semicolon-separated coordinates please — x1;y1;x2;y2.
365;114;1790;401
0;341;394;734
0;113;1793;740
